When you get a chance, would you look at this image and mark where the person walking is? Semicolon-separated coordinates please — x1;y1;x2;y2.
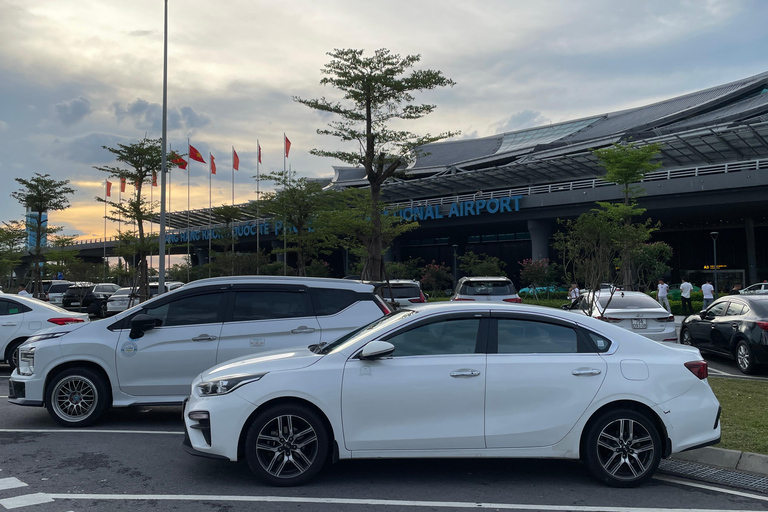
729;283;742;295
702;279;715;309
567;282;580;309
680;278;693;316
17;284;31;297
657;278;671;313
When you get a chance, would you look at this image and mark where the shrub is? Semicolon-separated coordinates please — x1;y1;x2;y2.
420;260;453;295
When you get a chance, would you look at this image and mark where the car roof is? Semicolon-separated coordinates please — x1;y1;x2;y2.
182;275;375;292
459;276;511;282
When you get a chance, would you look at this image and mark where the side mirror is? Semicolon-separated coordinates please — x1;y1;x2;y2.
424;293;430;300
359;340;395;360
129;314;159;339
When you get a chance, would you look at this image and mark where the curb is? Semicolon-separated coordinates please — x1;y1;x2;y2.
672;447;768;476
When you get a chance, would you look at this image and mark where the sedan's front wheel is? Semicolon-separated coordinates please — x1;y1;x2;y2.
244;404;329;486
680;327;693;346
583;409;662;487
45;368;109;427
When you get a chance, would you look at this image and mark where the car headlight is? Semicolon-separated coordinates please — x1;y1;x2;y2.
196;373;267;396
18;346;36;376
25;332;68;343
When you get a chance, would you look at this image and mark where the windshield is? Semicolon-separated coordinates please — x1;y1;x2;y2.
460;281;514;296
321;310;417;355
598;294;662;309
112;288;133;297
376;286;420;299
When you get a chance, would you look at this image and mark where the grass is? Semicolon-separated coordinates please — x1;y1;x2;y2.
709;377;768;455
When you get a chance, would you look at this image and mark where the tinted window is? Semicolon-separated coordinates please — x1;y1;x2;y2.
586;331;612;353
0;300;21;316
497;319;578;354
309;288;358;316
144;292;224;327
598;294;661;309
726;303;745;316
231;291;310;321
48;284;72;293
65;287;92;297
384;318;480;357
460;281;515;295
376;285;420;299
707;302;728;317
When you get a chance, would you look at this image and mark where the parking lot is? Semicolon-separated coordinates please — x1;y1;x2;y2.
2;363;767;512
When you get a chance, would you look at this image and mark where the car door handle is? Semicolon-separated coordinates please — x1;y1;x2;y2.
191;334;217;342
731;323;739;329
291;326;316;334
450;369;481;378
572;368;602;376
1;323;17;327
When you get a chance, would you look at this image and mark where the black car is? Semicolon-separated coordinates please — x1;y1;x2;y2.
680;295;768;374
62;283;121;318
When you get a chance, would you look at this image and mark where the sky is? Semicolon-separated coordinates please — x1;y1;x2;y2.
1;0;767;241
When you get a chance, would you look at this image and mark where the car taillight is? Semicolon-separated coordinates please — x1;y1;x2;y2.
44;293;50;301
757;321;768;331
47;317;85;325
599;316;622;323
409;292;427;303
453;298;475;301
684;360;708;380
374;296;391;315
503;298;522;303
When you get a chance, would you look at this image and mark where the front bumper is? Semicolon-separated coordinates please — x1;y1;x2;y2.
8;372;46;407
7;379;43;406
182;389;256;462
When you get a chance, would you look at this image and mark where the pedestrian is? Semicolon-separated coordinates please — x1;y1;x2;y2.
17;284;31;297
729;283;742;295
657;278;671;313
568;282;580;309
702;279;715;309
680;277;693;316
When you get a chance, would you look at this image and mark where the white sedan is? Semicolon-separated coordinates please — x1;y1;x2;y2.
1;295;88;370
183;302;720;488
571;291;677;342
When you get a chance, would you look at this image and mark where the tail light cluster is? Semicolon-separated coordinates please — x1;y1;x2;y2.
598;316;623;323
684;360;708;380
408;292;427;303
756;321;768;331
503;297;522;303
656;315;675;322
453;298;475;301
373;295;392;315
47;317;85;326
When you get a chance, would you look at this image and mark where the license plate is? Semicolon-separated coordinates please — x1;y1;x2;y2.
70;301;80;306
632;319;647;329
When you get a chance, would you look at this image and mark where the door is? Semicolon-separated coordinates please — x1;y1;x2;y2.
485;315;607;448
0;299;25;355
687;301;728;351
115;289;226;396
711;301;747;355
342;313;487;451
216;285;321;364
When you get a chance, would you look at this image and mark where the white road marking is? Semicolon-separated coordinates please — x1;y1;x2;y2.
0;493;54;509
0;478;27;491
0;429;183;435
5;493;755;511
654;475;768;502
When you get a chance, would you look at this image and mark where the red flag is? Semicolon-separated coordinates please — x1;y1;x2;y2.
120;177;126;193
258;143;262;164
189;144;206;163
171;152;187;170
152;171;157;187
233;148;239;171
284;136;291;158
106;181;112;197
210;154;216;175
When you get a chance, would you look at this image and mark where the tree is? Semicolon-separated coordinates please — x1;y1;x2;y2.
518;258;560;298
94;138;177;301
295;48;458;280
0;221;26;289
12;173;75;297
631;242;673;293
45;234;80;281
458;251;507;277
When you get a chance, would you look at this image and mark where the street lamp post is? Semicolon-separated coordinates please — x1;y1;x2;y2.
452;244;458;285
710;232;719;297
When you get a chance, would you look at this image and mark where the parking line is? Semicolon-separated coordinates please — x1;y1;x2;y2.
7;493;758;511
0;429;183;435
654;475;768;502
0;493;54;510
0;478;27;491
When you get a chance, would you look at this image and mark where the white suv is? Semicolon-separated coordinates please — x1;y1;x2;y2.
9;276;391;427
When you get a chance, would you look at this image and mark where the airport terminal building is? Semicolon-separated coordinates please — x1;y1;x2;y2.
156;71;768;290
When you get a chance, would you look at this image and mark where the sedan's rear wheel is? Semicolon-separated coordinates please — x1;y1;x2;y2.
244;404;329;486
736;340;756;375
45;368;109;427
583;409;661;487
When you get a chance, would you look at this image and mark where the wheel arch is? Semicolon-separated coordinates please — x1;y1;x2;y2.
580;400;671;459
237;396;336;463
4;336;29;363
44;361;114;407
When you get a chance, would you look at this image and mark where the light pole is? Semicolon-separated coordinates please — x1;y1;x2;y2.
710;232;719;297
452;244;458;285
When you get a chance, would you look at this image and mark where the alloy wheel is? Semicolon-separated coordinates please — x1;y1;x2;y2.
681;329;692;346
737;344;750;371
52;375;98;422
595;418;655;481
255;414;319;479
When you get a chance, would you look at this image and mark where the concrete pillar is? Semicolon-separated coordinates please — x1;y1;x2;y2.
527;219;553;261
746;218;757;285
194;247;209;266
271;240;285;263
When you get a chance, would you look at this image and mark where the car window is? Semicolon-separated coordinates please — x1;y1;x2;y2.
49;283;72;293
707;302;728;317
143;292;224;327
460;281;514;295
726;303;745;316
376;285;420;299
586;331;612;353
230;291;310;321
497;319;578;354
309;288;358;316
597;294;661;309
0;299;22;316
742;305;751;315
384;318;480;357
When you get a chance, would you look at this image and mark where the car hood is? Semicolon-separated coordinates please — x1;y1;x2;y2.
200;347;323;380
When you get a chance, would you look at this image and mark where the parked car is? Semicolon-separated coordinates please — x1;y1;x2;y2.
740;282;768;295
181;302;720;488
451;276;521;303
1;295;88;370
9;276;392;427
372;280;426;307
150;281;185;297
46;281;74;307
680;295;768;374
62;283;121;318
25;279;72;302
572;291;677;342
106;287;139;315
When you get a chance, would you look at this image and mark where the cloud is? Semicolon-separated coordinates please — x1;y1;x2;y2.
493;110;551;134
113;99;211;135
128;30;154;37
0;120;7;131
54;96;92;125
53;132;131;164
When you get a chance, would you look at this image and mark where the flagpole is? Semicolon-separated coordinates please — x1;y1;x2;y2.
158;0;168;294
149;173;153;273
104;180;108;282
208;151;212;278
168;157;172;272
231;146;235;206
283;133;287;276
256;139;260;275
187;137;191;283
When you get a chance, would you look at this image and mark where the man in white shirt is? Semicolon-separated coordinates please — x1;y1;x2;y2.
702;279;715;309
680;278;693;315
657;279;670;313
17;284;31;297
